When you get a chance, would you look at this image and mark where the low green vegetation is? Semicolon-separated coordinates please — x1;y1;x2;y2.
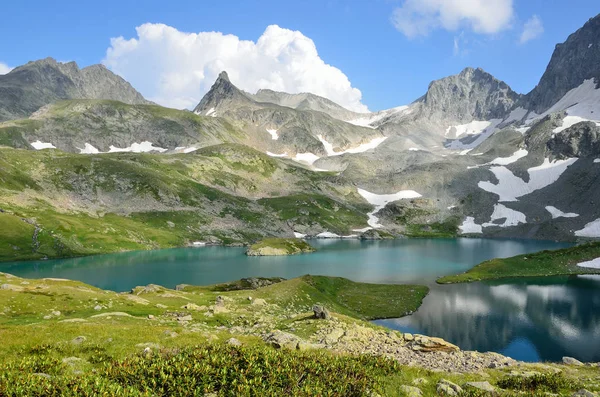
0;272;598;396
405;217;460;238
246;238;316;256
259;193;368;235
0;344;401;396
438;242;600;284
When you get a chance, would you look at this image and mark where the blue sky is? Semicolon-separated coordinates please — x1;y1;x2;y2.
0;0;599;111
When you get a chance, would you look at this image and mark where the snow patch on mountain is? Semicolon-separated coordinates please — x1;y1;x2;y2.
595;159;600;163
266;128;279;140
482;204;527;228
77;143;100;154
575;218;600;238
266;151;288;158
478;158;578;202
108;142;168;153
317;135;387;156
502;107;528;126
445;119;503;150
577;257;600;269
445;120;492;138
489;149;529;166
528;79;600;133
357;188;422;229
545;206;579;219
346;106;410;128
293;152;320;165
459;217;483;234
204;107;216;117
30;141;56;150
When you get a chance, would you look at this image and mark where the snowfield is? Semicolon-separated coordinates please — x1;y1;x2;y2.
266;128;279;140
545;206;579;219
30;141;56;150
346;105;409;128
482;204;527;228
575;218;600;238
317;135;387;156
577;257;600;269
266;151;288;158
357;188;422;229
478;158;578;202
459;217;483;234
108;142;168;153
293;152;320;165
77;143;100;154
525;79;600;133
445;119;503;150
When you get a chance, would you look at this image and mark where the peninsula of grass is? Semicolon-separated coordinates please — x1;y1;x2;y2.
246;237;316;256
437;242;600;284
301;275;429;320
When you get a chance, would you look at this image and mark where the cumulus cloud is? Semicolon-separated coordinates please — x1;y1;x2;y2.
0;62;13;75
392;0;514;38
103;24;369;112
519;15;544;44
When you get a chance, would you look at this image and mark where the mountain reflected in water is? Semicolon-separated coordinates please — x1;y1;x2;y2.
376;276;600;362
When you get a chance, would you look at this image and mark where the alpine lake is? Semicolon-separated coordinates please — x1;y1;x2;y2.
3;238;599;363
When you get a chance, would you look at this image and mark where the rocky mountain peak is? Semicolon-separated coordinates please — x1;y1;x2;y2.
0;58;151;122
523;13;600;113
193;71;254;115
419;67;520;122
218;71;230;83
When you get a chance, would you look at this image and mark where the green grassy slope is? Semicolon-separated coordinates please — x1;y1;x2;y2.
438;242;600;283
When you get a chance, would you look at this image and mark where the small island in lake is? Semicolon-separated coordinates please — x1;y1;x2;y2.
246;238;316;256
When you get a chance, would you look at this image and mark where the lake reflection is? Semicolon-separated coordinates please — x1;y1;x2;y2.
375;275;600;362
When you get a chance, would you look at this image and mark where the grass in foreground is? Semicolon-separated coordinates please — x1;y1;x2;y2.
0;344;401;396
437;242;600;284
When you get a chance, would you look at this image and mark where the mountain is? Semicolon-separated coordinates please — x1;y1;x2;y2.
193;71;384;163
0;100;246;153
247;88;364;121
523;14;600;114
0;57;151;122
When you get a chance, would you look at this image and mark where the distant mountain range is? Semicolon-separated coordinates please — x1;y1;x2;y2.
0;14;599;260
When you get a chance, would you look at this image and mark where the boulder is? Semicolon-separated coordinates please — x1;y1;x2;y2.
264;330;303;350
399;385;423;397
227;338;243;347
252;298;267;306
436;379;462;396
410;335;459;352
464;381;498;395
563;356;584;366
71;336;86;345
313;305;331;320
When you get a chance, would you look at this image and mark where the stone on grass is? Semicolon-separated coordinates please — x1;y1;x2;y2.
464;381;497;395
563;356;584;366
313;305;330;320
572;390;597;397
227;338;242;347
71;336;86;345
251;298;267;306
436;379;462;396
399;385;423;396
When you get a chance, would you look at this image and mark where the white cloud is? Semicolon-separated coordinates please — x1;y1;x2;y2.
519;15;544;44
0;62;13;75
392;0;514;38
103;24;369;112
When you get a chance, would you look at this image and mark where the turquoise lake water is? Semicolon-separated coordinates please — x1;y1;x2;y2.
3;238;598;363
